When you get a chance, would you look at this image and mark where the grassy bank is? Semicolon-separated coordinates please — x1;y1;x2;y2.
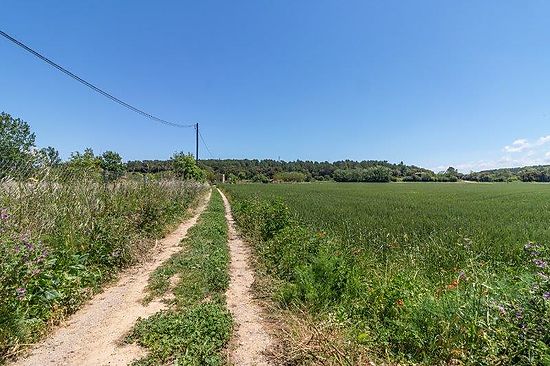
223;183;550;365
128;188;232;365
0;177;205;361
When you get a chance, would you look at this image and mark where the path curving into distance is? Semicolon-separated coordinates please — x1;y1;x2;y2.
218;188;272;366
11;190;212;366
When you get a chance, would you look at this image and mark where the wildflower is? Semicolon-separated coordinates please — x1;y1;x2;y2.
0;208;8;221
23;240;34;251
396;299;404;307
524;243;534;251
447;279;459;290
542;291;550;300
458;271;467;281
533;259;548;269
16;287;26;300
497;305;506;316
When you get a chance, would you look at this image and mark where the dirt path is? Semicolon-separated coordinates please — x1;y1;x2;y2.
11;190;211;366
218;189;272;366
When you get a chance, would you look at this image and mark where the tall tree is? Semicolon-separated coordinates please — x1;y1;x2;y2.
171;152;205;181
99;151;125;181
0;112;36;178
39;146;61;167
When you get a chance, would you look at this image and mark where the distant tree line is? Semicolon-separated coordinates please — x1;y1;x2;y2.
462;166;550;182
105;159;550;184
6;111;550;184
127;159;464;183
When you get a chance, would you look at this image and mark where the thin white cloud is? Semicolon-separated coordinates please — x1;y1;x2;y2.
444;134;550;173
538;135;550;144
504;138;530;153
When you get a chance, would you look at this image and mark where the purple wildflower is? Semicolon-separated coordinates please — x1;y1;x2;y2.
23;240;34;251
0;208;8;221
36;251;47;263
15;287;26;300
524;243;534;251
543;292;550;301
497;305;506;316
533;259;548;269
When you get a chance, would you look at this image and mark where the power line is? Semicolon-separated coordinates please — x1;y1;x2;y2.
0;29;194;129
198;130;214;159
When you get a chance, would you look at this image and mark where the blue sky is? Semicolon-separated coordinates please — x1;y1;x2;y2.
2;1;550;172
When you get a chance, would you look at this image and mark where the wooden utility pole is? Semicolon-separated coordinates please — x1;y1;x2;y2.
195;122;199;161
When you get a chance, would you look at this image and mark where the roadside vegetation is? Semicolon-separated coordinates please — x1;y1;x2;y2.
128;189;232;366
0;113;207;362
223;183;550;365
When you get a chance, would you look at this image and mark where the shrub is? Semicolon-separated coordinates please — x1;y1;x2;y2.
333;166;391;182
172;152;206;181
252;174;269;183
273;171;307;182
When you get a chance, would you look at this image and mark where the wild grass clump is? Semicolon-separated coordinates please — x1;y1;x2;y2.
0;175;205;361
128;189;232;365
224;183;550;365
129;303;232;366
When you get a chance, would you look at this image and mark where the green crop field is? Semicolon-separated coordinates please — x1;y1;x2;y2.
223;182;550;365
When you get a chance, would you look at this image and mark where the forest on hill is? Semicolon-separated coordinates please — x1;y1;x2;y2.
128;158;550;183
127;159;444;183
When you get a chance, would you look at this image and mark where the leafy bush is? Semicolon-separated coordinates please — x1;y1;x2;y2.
273;171;307;182
252;173;269;183
172;152;206;181
333;166;391;182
